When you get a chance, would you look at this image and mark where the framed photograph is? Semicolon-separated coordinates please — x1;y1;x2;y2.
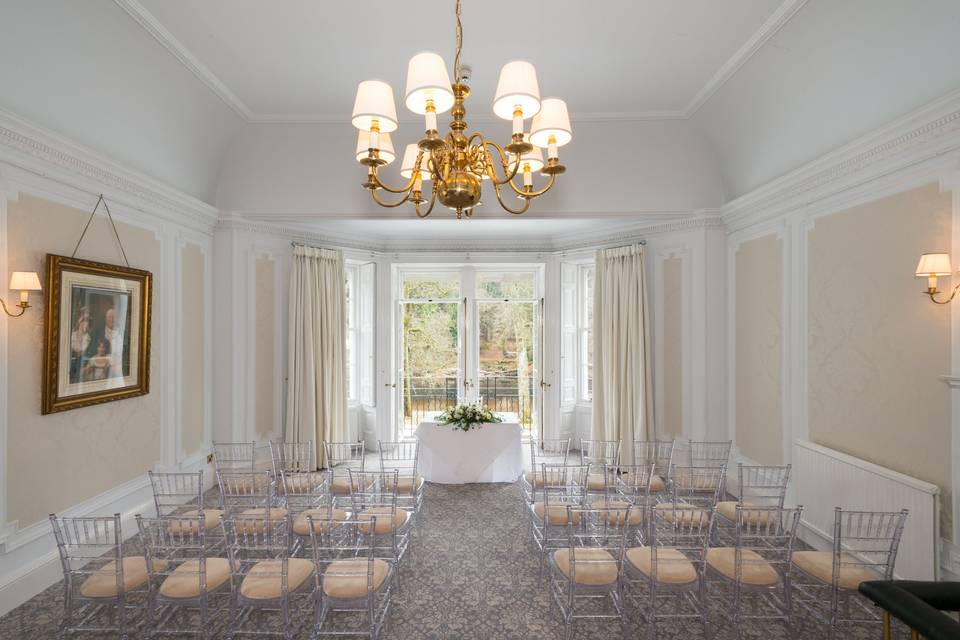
42;254;152;414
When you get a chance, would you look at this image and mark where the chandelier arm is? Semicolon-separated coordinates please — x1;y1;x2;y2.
482;141;522;185
371;188;414;208
490;180;533;215
371;171;418;195
505;173;557;198
414;187;439;218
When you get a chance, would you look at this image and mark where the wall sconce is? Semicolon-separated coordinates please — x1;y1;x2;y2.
916;253;959;304
0;271;42;317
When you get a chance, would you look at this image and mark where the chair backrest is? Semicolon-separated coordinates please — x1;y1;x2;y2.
737;464;791;508
347;469;399;512
529;438;570;469
308;517;382;605
270;440;316;475
610;463;657;504
148;470;205;518
562;505;630;578
688;440;732;468
730;505;803;584
136;513;214;595
648;503;713;551
580;439;621;468
213;441;257;473
223;514;297;598
634;439;675;476
49;513;124;598
833;507;909;581
670;465;726;509
324;441;365;473
377;440;419;478
279;469;328;512
539;463;589;504
217;469;274;514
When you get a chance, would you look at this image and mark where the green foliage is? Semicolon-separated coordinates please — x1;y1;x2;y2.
437;403;503;432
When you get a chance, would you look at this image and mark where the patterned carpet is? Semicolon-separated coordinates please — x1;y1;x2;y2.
0;481;890;639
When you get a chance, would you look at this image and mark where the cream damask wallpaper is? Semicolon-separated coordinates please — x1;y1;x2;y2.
808;182;952;537
254;256;276;437
180;243;205;457
662;257;683;438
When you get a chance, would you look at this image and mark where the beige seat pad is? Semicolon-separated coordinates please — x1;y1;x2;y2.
323;559;390;599
356;507;411;534
159;558;233;599
522;473;566;489
80;556;167;598
553;548;618;586
239;558;314;600
655;503;709;526
532;502;582;525
706;548;780;586
292;508;350;536
167;509;224;535
625;546;697;585
590;499;642;525
284;472;326;494
791;551;881;590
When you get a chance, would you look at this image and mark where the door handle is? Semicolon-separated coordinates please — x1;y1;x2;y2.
384;383;396;388
540;380;551;388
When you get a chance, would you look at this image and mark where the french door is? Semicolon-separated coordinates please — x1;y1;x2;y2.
395;267;542;439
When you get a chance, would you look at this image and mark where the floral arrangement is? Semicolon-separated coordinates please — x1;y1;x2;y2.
437;403;502;432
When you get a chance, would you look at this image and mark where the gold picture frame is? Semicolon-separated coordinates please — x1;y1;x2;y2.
41;254;153;414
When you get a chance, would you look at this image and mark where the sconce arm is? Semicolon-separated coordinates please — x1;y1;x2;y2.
0;297;28;318
927;282;960;305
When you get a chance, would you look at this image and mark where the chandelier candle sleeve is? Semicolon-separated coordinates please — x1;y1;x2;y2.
356;131;396;165
401;144;432;180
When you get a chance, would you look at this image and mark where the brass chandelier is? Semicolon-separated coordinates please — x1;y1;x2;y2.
351;0;572;219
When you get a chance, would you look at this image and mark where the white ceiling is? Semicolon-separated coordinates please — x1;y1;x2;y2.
126;0;788;121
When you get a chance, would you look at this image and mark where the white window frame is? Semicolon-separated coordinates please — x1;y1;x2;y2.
578;264;595;403
345;264;359;404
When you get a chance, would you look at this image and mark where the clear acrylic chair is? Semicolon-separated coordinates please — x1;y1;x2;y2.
705;505;803;635
791;507;909;639
715;464;791;542
50;513;159;639
656;466;726;536
529;463;589;581
136;513;231;639
600;463;658;543
324;441;365;504
622;503;713;640
547;505;630;640
688;440;732;469
148;470;223;539
377;440;424;521
633;439;676;494
223;513;315;639
348;470;413;584
217;469;288;528
271;440;327;513
579;439;621;495
521;437;571;503
212;441;257;474
270;440;316;475
309;516;394;639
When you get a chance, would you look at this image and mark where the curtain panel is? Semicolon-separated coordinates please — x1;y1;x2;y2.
285;245;349;467
591;244;655;467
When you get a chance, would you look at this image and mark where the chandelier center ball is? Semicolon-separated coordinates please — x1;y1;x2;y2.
438;170;482;211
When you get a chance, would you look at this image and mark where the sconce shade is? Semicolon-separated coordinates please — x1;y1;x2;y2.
400;144;432;180
404;52;455;115
915;253;952;276
355;131;396;165
9;271;41;291
530;97;573;148
351;80;399;133
493;60;541;120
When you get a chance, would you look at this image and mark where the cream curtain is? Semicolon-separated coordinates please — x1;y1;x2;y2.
285;245;348;468
591;244;655;467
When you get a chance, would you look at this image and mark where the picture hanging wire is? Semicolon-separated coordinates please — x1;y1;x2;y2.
71;194;130;267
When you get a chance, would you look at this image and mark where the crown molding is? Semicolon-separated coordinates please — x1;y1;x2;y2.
0;108;220;233
115;0;803;125
721;88;960;232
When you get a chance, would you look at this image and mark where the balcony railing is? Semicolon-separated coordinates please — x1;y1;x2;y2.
401;374;535;435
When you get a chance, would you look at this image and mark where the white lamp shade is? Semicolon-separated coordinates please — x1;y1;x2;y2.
355;131;396;165
9;271;41;291
916;253;953;276
507;135;544;173
351;80;399;133
404;52;455;115
530;97;573;148
400;144;432;180
493;60;541;120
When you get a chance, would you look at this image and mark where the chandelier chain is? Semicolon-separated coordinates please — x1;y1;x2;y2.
454;0;463;83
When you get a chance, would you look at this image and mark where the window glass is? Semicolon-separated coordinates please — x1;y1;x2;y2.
475;272;536;300
402;273;460;300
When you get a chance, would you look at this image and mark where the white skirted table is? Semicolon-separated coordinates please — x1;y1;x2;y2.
414;421;524;484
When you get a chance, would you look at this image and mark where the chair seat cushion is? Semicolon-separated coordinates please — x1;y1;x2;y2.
239;558;314;600
385;475;425;494
159;558;233;599
655;503;709;526
284;472;326;494
675;474;720;491
590;499;643;525
716;501;775;526
330;476;363;495
553;548;619;586
650;475;666;492
532;501;582;525
234;508;289;534
792;551;881;590
706;548;780;586
585;473;607;491
625;546;698;585
522;473;566;489
80;556;167;598
167;509;224;535
323;559;390;598
292;508;350;536
356;507;411;534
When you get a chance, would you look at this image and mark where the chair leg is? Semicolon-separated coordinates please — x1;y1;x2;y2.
882;611;892;640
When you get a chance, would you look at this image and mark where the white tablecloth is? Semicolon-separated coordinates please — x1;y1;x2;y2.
415;421;524;484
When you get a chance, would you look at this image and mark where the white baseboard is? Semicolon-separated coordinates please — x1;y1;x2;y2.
0;457;210;617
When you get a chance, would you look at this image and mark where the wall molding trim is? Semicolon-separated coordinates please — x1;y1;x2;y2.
722;88;960;232
0;108;218;234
